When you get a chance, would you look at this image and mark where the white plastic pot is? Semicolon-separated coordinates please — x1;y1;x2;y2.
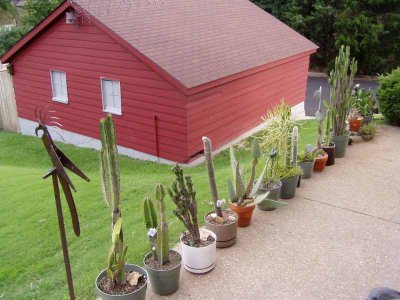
180;228;217;274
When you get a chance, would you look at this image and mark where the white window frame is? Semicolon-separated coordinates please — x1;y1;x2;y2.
101;78;122;115
50;70;68;104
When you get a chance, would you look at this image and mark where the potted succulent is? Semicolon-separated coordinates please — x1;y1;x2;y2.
278;126;303;199
227;140;284;226
257;148;286;211
168;165;216;274
314;86;336;166
329;45;358;158
95;114;148;300
203;137;238;248
298;145;316;179
353;87;375;125
348;108;364;132
142;184;181;296
313;149;328;173
360;123;377;141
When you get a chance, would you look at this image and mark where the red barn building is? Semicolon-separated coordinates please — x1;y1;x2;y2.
1;0;317;163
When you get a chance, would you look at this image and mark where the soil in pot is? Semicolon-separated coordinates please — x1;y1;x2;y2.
144;250;181;296
313;153;328;172
228;202;255;227
257;180;282;211
280;175;300;199
205;210;238;248
299;161;315;179
349;117;364;132
322;143;335;166
96;265;147;299
332;134;350;158
181;231;215;247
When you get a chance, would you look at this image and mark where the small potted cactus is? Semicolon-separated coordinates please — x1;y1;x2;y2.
257;148;287;211
227;140;284;226
298;145;316;179
168;165;217;274
359;123;377;141
142;184;182;296
203;137;238;248
95;114;148;300
279;126;303;199
349;108;364;132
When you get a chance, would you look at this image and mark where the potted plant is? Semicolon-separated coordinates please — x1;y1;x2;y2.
202;137;238;248
348;108;364;132
298;145;316;179
278;126;303;199
227;140;285;225
257;148;286;211
314;86;336;166
353;87;375;125
313;149;328;172
95;114;148;300
142;184;181;296
168;165;216;274
329;45;358;158
359;123;377;141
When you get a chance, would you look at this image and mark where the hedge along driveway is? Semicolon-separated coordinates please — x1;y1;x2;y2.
0;120;317;299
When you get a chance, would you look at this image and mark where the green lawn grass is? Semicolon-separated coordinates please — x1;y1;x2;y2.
0;119;317;300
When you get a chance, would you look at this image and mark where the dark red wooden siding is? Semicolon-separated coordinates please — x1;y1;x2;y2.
186;53;311;158
12;12;188;162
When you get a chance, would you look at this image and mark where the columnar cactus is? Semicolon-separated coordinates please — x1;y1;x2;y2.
291;126;299;166
143;197;158;260
168;165;200;246
99;114;126;286
202;137;223;218
324;109;332;146
329;45;358;136
314;86;326;150
156;184;169;265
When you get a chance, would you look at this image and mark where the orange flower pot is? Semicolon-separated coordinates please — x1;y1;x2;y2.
313;153;328;172
228;202;255;227
349;117;364;132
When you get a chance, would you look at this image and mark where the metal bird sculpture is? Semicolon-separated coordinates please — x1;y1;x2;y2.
35;107;90;300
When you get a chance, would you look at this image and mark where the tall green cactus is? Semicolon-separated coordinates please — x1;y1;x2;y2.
324;109;332;146
202;137;223;218
100;114;126;286
143;197;157;230
291;126;299;166
314;86;326;150
156;184;169;265
329;45;358;136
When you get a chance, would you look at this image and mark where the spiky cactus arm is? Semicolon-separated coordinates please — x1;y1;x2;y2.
168;166;200;246
324;109;332;146
156;184;169;265
291;126;299;166
202;137;223;217
143;197;157;229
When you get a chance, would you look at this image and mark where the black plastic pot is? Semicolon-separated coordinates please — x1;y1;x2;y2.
280;175;300;199
144;250;181;296
95;264;148;300
257;180;282;211
322;143;336;166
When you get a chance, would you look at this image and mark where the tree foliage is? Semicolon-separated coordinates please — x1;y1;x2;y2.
251;0;400;75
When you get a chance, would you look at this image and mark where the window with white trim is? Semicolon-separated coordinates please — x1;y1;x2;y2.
101;78;121;115
50;70;68;103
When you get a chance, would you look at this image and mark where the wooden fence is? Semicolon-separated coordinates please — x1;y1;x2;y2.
0;65;20;132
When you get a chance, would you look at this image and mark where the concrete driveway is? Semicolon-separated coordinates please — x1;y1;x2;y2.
147;125;400;300
305;75;379;117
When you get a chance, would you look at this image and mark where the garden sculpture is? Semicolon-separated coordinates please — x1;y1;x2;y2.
35;107;90;300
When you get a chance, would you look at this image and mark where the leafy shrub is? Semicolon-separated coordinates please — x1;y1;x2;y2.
377;67;400;125
0;26;29;56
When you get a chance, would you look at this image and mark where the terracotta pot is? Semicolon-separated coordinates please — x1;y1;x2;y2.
349;117;364;132
322;143;335;166
204;210;238;248
313;153;328;172
228;202;255;227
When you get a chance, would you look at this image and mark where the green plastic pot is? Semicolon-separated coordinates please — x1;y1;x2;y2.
299;161;315;179
332;134;350;158
144;250;181;296
257;180;282;211
95;264;148;300
280;175;300;199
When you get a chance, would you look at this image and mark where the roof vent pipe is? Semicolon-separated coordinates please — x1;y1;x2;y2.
66;12;77;24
